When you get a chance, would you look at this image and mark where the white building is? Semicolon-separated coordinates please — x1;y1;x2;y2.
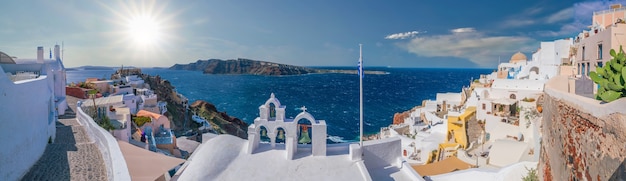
82;94;138;115
110;83;134;96
0;45;67;181
435;92;463;112
124;75;145;89
109;107;132;142
175;94;423;180
517;39;573;80
136;88;159;114
247;93;327;159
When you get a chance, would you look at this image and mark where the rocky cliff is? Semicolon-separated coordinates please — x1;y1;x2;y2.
112;68;248;139
170;58;318;75
189;100;248;139
170;58;388;75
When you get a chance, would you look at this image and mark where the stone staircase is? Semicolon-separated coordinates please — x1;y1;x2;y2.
21;101;107;180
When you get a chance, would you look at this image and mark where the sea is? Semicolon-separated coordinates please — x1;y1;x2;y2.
66;67;492;143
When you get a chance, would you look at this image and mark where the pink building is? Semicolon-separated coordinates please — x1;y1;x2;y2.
574;4;626;76
592;4;626;28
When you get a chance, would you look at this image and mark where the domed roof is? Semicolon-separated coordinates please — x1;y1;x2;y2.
0;51;16;64
509;52;527;63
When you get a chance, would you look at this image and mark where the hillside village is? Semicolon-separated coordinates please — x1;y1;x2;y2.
1;3;626;181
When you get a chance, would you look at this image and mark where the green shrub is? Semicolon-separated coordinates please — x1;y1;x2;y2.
98;116;116;131
133;116;152;127
521;167;539;181
589;46;626;102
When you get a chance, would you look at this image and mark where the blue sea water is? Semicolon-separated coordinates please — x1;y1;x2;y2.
66;67;491;143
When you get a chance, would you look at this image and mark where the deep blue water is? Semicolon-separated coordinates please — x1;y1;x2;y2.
66;67;491;142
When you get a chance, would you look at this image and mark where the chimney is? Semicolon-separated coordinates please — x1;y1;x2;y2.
54;44;60;60
37;46;44;63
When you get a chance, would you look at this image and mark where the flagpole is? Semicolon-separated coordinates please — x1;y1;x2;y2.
359;44;363;147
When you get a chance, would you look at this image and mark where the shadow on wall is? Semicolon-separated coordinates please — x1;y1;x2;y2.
609;158;626;180
21;121;77;180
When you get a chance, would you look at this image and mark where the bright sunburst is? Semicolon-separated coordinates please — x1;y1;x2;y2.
104;0;176;55
126;14;162;47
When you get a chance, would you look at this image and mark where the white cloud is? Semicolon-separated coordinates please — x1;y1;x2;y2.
385;31;421;40
450;27;475;33
545;7;574;23
397;30;535;67
535;1;626;37
524;7;543;15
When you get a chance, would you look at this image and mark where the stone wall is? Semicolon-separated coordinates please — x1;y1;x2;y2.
540;75;626;180
76;101;131;180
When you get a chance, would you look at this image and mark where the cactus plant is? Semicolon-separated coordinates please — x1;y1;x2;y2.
589;46;626;102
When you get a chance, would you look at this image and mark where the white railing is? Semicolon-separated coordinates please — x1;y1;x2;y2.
76;101;131;181
593;7;626;15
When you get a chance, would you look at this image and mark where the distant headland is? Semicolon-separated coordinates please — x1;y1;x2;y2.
169;58;387;76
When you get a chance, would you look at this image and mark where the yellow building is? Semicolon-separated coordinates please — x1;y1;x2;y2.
433;107;476;162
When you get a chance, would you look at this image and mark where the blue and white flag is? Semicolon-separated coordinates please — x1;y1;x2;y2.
357;61;363;78
358;44;363;78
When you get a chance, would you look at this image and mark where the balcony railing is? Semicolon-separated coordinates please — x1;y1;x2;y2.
594;7;626;15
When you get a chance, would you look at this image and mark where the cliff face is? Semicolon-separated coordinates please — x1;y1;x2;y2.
189;100;248;139
139;73;188;131
111;68;247;138
170;58;319;75
392;106;422;125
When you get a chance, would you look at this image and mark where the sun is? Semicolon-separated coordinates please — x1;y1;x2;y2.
126;14;162;47
103;0;177;59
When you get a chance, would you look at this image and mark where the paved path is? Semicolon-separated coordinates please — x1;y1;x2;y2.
22;96;107;181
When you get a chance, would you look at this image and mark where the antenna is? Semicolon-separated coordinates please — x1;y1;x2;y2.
62;41;64;61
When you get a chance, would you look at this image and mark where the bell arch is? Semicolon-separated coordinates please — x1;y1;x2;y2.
258;125;270;142
297;119;313;145
275;127;287;144
293;111;317;124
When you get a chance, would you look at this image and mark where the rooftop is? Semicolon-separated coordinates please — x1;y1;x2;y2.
137;109;165;121
81;95;124;107
118;141;184;181
177;135;374;180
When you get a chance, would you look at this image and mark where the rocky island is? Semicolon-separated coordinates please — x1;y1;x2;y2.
170;58;387;75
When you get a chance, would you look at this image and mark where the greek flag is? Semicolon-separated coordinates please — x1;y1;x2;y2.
49;48;52;59
358;60;363;78
358;44;363;78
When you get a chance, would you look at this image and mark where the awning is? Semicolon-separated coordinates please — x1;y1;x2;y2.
412;157;474;176
491;98;517;105
118;141;185;181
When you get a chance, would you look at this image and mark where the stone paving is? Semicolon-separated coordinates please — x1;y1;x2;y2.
21;97;108;181
466;116;483;147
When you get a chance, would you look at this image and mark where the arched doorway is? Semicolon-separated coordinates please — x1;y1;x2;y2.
530;67;539;74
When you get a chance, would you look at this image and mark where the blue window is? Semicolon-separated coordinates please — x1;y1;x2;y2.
598;44;603;60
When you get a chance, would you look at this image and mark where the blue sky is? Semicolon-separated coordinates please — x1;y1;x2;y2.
0;0;623;68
